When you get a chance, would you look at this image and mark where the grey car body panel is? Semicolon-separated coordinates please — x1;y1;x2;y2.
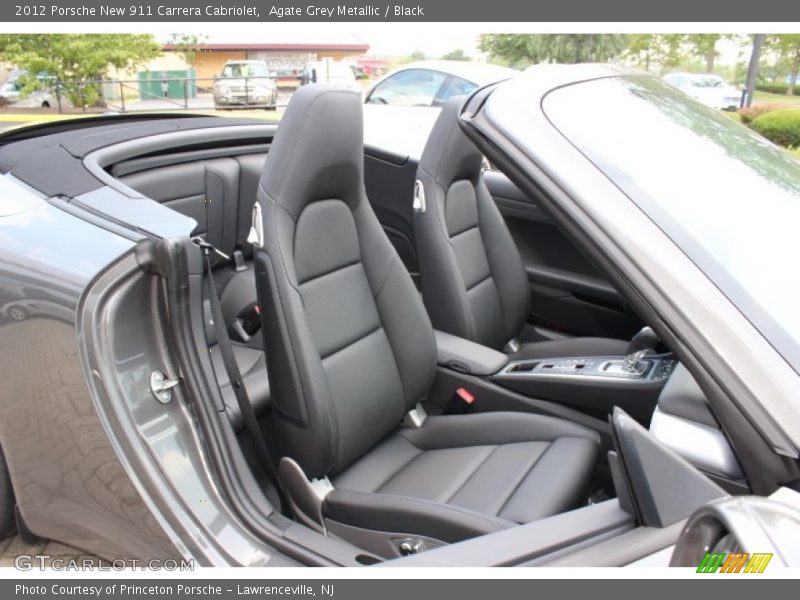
0;184;178;560
76;251;300;566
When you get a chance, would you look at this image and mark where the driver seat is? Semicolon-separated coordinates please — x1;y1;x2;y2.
253;85;600;557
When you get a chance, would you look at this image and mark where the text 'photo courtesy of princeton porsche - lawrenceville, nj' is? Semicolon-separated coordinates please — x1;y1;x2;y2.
0;0;799;597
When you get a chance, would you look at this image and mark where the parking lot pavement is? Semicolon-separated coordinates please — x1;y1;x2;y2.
0;536;100;568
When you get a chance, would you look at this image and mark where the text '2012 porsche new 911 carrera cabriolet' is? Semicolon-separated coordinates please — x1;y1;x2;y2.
0;64;799;567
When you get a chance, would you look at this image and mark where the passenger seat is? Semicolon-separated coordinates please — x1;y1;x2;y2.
413;98;628;360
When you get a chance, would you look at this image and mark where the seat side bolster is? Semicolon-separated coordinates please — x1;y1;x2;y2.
475;180;531;343
323;488;512;544
414;175;476;341
399;412;601;451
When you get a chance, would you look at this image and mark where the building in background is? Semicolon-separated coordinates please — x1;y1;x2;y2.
356;57;390;77
164;34;370;81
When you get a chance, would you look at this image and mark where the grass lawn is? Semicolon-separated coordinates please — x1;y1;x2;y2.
753;90;800;106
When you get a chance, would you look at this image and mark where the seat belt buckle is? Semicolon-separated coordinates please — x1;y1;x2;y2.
503;337;520;354
233;249;247;272
239;302;262;337
445;387;475;415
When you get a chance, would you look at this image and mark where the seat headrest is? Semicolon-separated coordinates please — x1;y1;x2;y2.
259;84;364;218
418;97;483;187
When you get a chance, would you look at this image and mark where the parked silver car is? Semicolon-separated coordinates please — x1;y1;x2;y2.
362;60;519;157
0;69;65;108
662;72;742;111
213;60;278;109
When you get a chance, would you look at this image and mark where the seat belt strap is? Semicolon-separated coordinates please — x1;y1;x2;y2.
198;239;286;512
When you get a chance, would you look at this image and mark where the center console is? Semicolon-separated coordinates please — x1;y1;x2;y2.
432;327;677;426
492;354;677;424
498;355;677;382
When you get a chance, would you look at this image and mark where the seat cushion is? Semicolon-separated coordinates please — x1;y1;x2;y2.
325;412;599;542
512;337;629;361
208;342;270;432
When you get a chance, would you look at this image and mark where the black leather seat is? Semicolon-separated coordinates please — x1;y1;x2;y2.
414;98;628;361
253;85;600;555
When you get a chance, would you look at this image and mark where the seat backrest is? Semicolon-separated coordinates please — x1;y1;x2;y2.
414;98;530;351
254;85;436;479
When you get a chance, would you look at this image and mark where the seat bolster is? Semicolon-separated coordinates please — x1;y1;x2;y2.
398;412;600;451
414;178;476;342
499;437;599;523
323;488;512;544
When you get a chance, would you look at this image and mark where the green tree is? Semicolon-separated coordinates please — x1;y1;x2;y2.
766;35;800;95
442;49;468;61
167;33;207;66
624;34;685;72
0;34;160;108
405;50;426;63
684;34;735;74
479;34;628;68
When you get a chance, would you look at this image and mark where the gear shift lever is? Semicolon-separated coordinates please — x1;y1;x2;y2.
623;326;659;371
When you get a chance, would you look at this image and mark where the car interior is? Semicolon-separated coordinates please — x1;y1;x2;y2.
102;85;747;563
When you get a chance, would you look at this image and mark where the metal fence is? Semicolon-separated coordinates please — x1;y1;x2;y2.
29;75;302;113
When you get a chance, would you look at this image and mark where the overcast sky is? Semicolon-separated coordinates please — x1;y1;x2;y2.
158;26;485;58
162;26;752;61
354;30;480;57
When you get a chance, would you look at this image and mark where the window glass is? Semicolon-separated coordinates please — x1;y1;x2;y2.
367;69;448;106
435;75;478;104
544;75;800;370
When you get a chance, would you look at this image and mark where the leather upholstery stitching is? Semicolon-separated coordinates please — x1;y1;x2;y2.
372;448;425;494
341;490;513;530
320;324;383;362
448;223;479;239
297;259;361;287
496;442;552;517
465;273;492;293
373;259;409;406
444;444;500;503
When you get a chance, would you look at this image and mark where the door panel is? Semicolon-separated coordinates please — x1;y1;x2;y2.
484;170;642;339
